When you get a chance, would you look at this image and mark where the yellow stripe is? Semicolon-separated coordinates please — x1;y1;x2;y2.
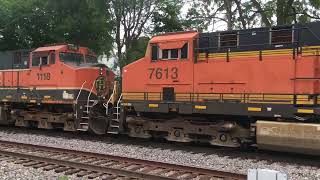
30;100;36;103
297;109;314;114
248;107;262;112
195;105;207;110
149;104;159;108
44;96;51;99
21;95;28;100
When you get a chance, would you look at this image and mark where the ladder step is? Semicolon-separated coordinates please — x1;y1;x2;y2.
110;125;119;128
82;117;90;119
77;123;89;131
107;131;119;134
111;119;120;122
113;113;120;115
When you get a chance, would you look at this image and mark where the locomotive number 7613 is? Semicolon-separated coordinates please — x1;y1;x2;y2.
148;67;178;80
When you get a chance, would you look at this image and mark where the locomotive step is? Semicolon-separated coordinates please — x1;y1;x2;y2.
77;123;89;131
109;125;120;128
107;131;119;134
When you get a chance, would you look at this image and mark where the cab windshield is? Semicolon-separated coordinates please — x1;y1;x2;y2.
86;55;98;64
60;52;84;65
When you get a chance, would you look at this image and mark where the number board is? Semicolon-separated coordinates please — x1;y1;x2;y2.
37;73;51;80
148;67;178;80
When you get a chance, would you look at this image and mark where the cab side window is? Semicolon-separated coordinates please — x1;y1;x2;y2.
151;45;158;61
32;51;56;67
151;43;188;61
32;55;41;66
41;56;49;65
50;53;56;64
181;43;188;59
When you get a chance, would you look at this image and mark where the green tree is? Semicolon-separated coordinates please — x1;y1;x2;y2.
0;0;113;53
152;0;186;33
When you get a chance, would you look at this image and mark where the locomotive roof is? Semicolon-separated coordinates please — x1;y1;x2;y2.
33;45;67;52
150;31;198;43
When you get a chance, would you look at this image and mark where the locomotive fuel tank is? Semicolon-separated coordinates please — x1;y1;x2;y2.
256;121;320;155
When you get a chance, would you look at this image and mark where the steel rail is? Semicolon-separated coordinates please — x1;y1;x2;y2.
0;140;246;180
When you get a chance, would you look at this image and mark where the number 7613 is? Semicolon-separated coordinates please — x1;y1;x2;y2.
148;67;178;80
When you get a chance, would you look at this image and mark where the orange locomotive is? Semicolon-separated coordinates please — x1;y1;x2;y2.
0;44;115;134
121;22;320;155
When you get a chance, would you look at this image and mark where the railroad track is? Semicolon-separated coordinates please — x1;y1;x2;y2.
0;140;246;180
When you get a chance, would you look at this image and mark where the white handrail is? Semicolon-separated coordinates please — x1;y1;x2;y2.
86;80;96;114
76;81;87;104
116;94;123;120
75;81;86;119
103;86;116;115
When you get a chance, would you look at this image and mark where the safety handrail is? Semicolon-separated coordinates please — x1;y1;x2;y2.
76;81;87;104
116;94;123;120
103;85;116;116
86;80;96;114
75;81;86;119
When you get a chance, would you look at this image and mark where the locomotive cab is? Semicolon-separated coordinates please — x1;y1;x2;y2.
123;31;198;103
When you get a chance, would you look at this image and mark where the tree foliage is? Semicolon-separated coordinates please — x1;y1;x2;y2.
152;0;187;33
0;0;113;53
1;0;320;70
187;0;320;31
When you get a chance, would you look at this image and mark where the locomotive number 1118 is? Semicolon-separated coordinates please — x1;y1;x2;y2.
148;67;178;80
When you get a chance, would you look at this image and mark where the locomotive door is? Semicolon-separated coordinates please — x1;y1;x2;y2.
12;51;29;88
147;41;194;102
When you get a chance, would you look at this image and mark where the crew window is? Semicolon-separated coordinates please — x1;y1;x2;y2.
271;26;292;44
151;45;158;61
86;55;98;63
171;49;179;59
181;43;188;59
160;49;179;60
151;43;189;61
220;32;238;47
162;49;169;59
60;52;84;65
41;56;49;65
32;56;40;66
50;53;55;64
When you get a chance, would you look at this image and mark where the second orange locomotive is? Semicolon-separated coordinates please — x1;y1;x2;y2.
122;21;320;155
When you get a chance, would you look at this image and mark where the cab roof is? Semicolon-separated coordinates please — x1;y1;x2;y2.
150;31;198;43
33;45;67;52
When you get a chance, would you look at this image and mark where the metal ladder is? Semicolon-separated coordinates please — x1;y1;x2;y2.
107;94;123;134
78;81;97;131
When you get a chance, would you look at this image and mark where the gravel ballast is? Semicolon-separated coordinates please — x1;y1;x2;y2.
0;127;319;180
0;160;72;180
